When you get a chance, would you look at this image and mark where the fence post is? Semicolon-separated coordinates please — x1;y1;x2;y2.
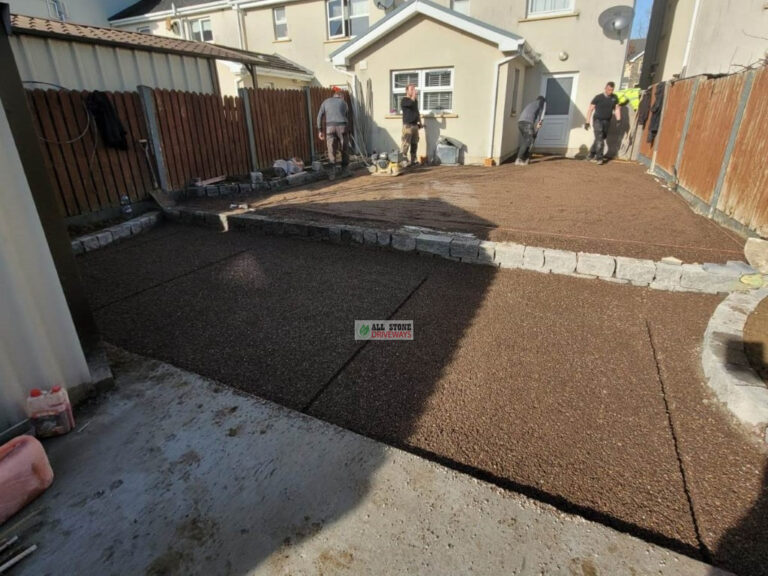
708;70;755;217
673;77;701;178
137;85;170;192
239;87;259;171
304;86;316;162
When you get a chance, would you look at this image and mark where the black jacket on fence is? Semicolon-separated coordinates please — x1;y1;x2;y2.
86;91;128;150
647;81;666;143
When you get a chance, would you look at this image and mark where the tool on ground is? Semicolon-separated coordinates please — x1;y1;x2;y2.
138;139;176;208
0;544;37;574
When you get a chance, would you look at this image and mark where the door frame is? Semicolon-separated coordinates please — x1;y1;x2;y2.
539;71;579;148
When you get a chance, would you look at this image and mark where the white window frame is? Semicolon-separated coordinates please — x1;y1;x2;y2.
273;6;288;40
391;68;454;115
136;25;152;35
326;0;369;40
189;17;213;43
510;68;521;116
527;0;575;17
451;0;469;15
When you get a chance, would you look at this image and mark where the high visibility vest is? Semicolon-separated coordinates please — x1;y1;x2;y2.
616;88;641;111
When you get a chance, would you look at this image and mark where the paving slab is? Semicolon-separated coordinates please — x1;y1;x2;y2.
193;161;746;263
9;347;728;576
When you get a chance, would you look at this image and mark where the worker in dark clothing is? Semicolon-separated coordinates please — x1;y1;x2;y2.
317;86;349;178
585;81;621;165
400;84;422;166
516;96;546;166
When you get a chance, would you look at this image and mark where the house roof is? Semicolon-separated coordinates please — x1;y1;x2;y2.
626;38;646;61
329;0;528;67
109;0;228;22
9;13;313;78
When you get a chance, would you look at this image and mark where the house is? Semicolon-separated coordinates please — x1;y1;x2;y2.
5;0;133;26
8;13;313;94
110;0;628;163
641;0;768;86
621;37;644;88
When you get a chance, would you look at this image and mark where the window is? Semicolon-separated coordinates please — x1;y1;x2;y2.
510;68;520;116
189;18;213;42
391;68;454;114
273;6;288;40
137;26;152;34
451;0;469;15
527;0;574;17
326;0;369;39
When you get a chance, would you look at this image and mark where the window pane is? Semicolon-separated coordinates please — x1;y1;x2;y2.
424;70;451;88
452;0;469;15
328;0;343;18
274;6;286;21
424;92;452;111
391;93;402;114
328;18;344;36
349;0;368;17
544;76;573;115
393;72;418;89
275;23;288;38
529;0;572;14
510;68;520;114
349;15;368;36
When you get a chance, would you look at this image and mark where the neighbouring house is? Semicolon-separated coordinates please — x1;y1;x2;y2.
5;0;133;26
621;37;645;88
641;0;768;86
8;13;314;94
110;0;629;163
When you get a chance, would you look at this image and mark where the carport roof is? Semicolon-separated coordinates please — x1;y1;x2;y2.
329;0;530;67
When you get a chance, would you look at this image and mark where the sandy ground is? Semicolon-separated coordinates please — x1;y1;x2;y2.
744;297;768;382
8;347;728;576
183;160;745;263
78;224;767;576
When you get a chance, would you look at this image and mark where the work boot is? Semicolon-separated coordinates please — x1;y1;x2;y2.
410;157;419;167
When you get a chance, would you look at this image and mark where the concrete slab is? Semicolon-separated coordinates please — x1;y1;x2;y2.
9;347;729;576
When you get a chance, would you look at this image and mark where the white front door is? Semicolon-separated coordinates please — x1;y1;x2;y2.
537;73;578;149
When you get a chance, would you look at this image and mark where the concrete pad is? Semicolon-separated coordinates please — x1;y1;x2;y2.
11;347;729;576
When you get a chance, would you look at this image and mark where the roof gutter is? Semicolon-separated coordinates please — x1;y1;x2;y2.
680;0;702;78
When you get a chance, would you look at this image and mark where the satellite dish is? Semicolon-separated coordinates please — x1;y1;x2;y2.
598;5;634;44
375;0;394;11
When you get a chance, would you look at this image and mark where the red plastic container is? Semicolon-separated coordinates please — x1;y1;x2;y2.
26;386;75;438
0;435;54;525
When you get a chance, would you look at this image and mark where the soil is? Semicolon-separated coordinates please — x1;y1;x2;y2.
744;297;768;383
180;159;745;264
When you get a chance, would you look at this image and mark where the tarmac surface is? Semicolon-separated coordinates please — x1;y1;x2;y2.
79;224;768;576
184;160;745;264
10;347;728;576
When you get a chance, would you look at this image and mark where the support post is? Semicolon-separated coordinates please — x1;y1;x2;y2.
708;70;755;217
239;87;259;171
673;76;701;178
137;85;170;192
304;85;316;162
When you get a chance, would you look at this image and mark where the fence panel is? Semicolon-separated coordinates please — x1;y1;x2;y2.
678;74;746;204
25;88;153;218
718;67;768;236
655;78;695;175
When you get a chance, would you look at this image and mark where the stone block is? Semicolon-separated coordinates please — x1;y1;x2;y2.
377;231;391;247
363;229;379;245
392;233;416;252
494;243;525;269
96;231;113;247
522;246;544;270
81;235;100;252
416;234;451;257
543;249;577;274
328;226;342;243
681;264;740;293
283;221;308;236
129;220;145;234
615;257;656;285
343;226;364;244
71;240;84;255
744;237;768;273
450;237;480;260
650;262;683;290
476;241;496;263
576;252;615;278
110;223;131;240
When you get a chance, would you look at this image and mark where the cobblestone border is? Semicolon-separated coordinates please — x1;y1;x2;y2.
70;211;162;255
702;288;768;438
214;213;761;295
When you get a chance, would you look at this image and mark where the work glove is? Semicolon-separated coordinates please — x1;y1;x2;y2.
584;123;591;130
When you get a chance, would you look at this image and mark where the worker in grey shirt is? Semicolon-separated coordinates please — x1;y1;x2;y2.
317;87;349;176
516;96;546;165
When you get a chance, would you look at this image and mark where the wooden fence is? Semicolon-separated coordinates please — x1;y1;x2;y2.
27;85;351;217
26;89;154;218
640;66;768;237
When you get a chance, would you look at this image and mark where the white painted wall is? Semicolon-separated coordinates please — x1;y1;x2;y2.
0;102;91;433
